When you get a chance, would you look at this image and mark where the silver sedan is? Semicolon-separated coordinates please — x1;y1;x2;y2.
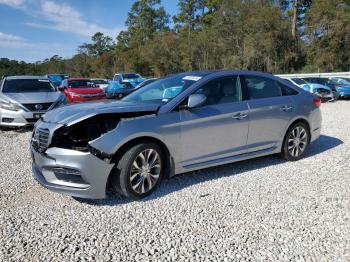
0;76;67;127
30;70;322;200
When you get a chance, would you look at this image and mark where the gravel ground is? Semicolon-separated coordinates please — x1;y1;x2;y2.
1;101;350;261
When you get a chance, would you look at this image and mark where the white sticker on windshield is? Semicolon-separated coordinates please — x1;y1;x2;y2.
182;76;202;81
38;79;49;82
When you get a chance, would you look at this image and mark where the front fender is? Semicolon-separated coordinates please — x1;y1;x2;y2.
88;113;180;160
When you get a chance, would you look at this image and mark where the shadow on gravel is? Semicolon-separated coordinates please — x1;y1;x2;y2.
0;126;33;133
74;134;343;206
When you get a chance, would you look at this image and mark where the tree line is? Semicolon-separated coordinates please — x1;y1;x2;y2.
1;0;350;78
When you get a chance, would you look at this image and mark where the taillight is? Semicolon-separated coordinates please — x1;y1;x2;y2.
313;97;321;107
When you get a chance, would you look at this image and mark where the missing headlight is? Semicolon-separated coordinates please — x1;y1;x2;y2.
50;114;120;152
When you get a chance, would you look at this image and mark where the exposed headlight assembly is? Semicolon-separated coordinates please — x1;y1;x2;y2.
0;99;21;111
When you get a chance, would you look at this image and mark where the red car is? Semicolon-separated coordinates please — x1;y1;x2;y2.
58;78;105;103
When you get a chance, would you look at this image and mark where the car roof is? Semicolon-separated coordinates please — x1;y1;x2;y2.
4;75;49;80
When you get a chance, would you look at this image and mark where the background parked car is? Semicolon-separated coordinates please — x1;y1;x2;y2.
59;78;105;103
0;76;67;127
301;82;334;102
44;74;69;87
90;78;110;90
302;77;339;100
105;81;134;99
328;77;350;99
113;73;145;87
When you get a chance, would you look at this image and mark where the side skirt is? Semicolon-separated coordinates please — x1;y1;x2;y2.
174;146;280;175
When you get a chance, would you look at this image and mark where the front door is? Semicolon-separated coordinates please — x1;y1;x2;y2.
179;75;250;167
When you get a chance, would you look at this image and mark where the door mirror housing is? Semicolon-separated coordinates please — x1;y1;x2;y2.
187;94;207;109
58;86;66;91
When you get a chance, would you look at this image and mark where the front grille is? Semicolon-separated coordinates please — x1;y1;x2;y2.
22;103;53;111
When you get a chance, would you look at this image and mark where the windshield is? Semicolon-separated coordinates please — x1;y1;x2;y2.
68;80;95;88
3;79;56;93
122;73;202;104
291;78;306;85
122;73;141;79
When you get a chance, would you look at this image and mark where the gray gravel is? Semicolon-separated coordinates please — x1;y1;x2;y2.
1;101;350;261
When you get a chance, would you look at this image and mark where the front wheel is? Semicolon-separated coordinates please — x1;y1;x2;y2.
281;122;310;161
110;142;164;199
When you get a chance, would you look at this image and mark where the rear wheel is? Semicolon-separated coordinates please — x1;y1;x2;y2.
110;142;164;199
281;122;310;161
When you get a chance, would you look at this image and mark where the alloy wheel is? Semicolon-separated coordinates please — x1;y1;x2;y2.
129;149;161;194
287;126;308;157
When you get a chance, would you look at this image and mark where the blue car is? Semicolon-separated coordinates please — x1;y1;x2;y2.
329;77;350;99
105;81;134;99
113;73;145;88
301;82;335;102
45;74;69;87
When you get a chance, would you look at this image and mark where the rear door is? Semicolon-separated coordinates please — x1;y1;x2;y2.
242;75;296;153
179;75;250;167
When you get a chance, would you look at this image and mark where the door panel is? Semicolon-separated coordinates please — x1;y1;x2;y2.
179;102;249;166
246;96;294;152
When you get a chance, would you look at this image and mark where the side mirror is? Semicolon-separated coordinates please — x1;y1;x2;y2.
187;94;207;109
58;86;65;91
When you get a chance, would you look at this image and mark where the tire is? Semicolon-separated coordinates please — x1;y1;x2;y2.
281;122;310;161
110;142;165;199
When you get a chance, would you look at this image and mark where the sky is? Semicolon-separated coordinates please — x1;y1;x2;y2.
0;0;179;62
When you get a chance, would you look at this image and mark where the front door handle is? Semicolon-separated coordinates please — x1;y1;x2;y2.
280;105;293;111
232;113;248;120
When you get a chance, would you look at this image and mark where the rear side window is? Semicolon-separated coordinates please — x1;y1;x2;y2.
3;79;56;93
279;82;299;96
243;76;282;99
194;76;242;106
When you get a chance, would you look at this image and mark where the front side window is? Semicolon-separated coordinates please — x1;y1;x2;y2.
243;76;282;99
279;82;299;96
193;76;241;106
3;79;56;93
113;75;120;81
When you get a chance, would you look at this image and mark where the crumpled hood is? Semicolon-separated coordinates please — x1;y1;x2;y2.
42;100;159;125
3;92;62;104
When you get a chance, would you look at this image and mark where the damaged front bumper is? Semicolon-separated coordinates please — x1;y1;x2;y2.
30;144;114;199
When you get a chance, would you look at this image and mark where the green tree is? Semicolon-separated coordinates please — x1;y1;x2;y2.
125;0;170;44
304;0;350;72
79;32;115;57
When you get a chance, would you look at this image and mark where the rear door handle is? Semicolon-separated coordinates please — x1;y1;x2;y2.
280;105;293;111
232;113;248;120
